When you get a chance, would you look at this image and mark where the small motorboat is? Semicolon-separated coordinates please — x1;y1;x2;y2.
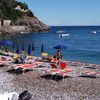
91;31;97;34
59;33;69;37
56;30;69;37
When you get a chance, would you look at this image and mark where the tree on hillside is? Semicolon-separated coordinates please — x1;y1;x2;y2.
0;0;34;21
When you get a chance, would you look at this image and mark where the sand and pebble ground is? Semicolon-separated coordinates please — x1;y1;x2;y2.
0;62;100;100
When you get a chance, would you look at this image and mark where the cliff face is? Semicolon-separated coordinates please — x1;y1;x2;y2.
0;16;49;34
0;0;50;34
14;16;49;32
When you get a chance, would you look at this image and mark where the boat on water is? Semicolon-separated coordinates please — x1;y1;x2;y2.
56;30;69;37
59;33;69;37
91;31;97;34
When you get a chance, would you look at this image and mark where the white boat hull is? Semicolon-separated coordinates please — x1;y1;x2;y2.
59;34;69;37
91;31;97;34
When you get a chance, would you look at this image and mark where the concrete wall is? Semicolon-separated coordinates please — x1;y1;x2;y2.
3;20;11;26
0;26;26;33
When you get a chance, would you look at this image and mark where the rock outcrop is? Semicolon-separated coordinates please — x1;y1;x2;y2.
0;0;50;34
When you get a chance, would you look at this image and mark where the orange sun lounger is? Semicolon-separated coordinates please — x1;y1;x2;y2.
11;63;39;73
82;70;100;77
0;60;12;66
46;61;73;79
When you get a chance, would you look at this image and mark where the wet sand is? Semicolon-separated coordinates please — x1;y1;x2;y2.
0;64;100;100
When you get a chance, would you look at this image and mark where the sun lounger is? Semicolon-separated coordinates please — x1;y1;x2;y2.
15;64;37;73
8;59;48;74
0;55;13;66
9;63;40;73
82;70;100;78
45;61;73;80
0;60;12;66
29;59;50;68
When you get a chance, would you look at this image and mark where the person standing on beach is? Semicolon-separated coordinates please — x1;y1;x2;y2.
56;50;62;60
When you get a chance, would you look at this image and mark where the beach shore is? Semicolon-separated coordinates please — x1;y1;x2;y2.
0;61;100;100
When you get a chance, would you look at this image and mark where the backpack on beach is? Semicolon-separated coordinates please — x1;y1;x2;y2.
18;90;32;100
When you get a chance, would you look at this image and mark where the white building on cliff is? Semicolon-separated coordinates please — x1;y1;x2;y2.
0;19;11;26
15;5;28;12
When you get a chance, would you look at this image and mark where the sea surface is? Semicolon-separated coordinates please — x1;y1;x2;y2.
1;26;100;64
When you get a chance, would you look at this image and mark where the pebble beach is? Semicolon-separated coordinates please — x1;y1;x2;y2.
0;0;100;100
0;62;100;100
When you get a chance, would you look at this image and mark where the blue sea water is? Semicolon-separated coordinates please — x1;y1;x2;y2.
3;26;100;64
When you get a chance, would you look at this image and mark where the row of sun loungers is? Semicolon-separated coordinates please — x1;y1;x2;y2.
82;70;100;78
0;54;100;79
0;55;74;78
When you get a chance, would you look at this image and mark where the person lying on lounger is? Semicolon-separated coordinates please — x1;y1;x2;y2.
13;53;20;64
48;55;59;69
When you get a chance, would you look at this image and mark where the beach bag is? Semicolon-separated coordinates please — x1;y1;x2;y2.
18;90;32;100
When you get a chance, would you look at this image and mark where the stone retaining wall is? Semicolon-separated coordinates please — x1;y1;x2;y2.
0;26;27;33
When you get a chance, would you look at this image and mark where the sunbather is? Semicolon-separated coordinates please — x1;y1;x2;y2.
13;53;20;64
19;53;26;63
46;60;73;80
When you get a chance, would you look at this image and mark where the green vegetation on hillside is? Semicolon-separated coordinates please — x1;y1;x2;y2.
0;0;34;21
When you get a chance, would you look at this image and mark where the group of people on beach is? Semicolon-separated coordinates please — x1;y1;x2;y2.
45;50;62;62
0;46;32;64
46;50;62;68
0;45;63;68
13;52;33;64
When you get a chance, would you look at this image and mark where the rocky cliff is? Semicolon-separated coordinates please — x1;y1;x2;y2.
0;0;50;34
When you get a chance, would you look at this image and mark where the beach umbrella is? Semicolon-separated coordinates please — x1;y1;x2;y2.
16;45;20;54
53;44;68;50
21;44;25;51
1;40;13;46
28;44;31;55
0;43;2;47
41;44;44;52
32;43;35;51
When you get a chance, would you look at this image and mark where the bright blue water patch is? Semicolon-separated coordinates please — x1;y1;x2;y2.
4;26;100;64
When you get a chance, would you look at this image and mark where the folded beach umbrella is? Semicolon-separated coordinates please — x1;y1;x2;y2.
41;44;44;52
53;44;68;50
32;43;35;51
28;44;31;55
12;43;16;49
16;45;20;54
21;44;25;51
0;42;2;47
